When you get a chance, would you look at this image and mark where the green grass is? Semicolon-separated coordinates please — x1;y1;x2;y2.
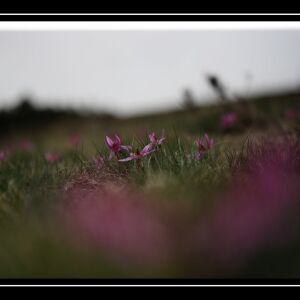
0;93;300;278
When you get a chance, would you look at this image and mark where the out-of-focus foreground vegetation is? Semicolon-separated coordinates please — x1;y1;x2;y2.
0;88;300;278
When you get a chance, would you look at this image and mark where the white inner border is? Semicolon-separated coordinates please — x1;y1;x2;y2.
0;21;300;31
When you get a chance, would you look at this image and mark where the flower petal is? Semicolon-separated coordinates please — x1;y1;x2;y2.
204;133;213;149
195;137;206;151
141;144;154;155
194;138;201;147
149;132;156;144
158;137;165;145
141;149;155;157
195;151;201;161
105;136;114;148
119;155;136;162
108;151;115;161
120;145;132;152
115;134;121;145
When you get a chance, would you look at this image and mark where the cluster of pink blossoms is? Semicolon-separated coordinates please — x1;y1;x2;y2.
104;130;165;163
102;130;213;166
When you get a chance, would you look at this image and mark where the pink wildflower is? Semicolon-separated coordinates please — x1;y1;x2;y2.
19;139;33;152
221;112;237;129
148;130;165;147
64;185;170;265
195;138;206;152
285;108;298;120
119;144;155;162
194;133;213;160
45;152;60;163
69;133;81;147
195;151;202;161
204;133;214;150
93;155;104;169
193;166;300;270
105;134;131;160
189;139;300;271
0;150;7;162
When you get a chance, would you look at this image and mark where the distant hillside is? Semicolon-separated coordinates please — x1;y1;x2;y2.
1;89;299;137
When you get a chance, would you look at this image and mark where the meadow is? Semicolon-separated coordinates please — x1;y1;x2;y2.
0;90;300;278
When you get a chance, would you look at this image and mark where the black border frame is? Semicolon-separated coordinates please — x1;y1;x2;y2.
0;13;300;21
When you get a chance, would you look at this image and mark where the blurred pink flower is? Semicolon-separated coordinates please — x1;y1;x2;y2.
19;139;33;152
195;138;206;152
221;112;237;128
204;133;214;150
0;150;7;162
285;108;298;120
148;130;165;147
194;167;300;269
45;152;60;163
118;144;155;162
191;139;300;270
69;133;81;147
136;127;148;138
194;133;213;160
105;134;131;160
64;185;170;265
93;154;104;169
195;151;202;161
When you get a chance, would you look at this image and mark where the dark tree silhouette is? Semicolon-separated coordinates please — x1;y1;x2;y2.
182;88;197;110
206;75;228;102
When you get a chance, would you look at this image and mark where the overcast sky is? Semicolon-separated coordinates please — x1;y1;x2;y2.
1;29;300;116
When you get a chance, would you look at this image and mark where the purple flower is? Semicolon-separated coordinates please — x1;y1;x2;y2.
119;144;155;162
45;152;60;163
221;112;237;129
204;133;214;150
0;150;7;162
194;151;202;161
93;155;104;169
190;139;300;271
19;139;34;152
64;185;170;265
105;134;131;160
285;108;298;120
148;130;165;147
195;138;206;152
194;133;214;160
69;133;81;147
193;166;300;269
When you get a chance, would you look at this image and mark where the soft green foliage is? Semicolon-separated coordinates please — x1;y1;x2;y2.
0;93;299;278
